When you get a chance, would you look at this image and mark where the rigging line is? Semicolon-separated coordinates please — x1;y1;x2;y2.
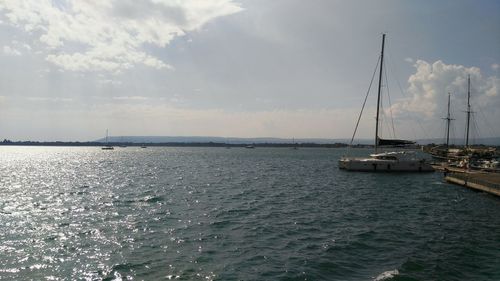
441;96;455;145
462;115;468;146
392;68;429;141
471;116;480;145
462;99;474;146
416;118;431;141
383;58;397;138
386;48;409;98
450;123;456;145
385;48;430;141
473;112;481;139
477;104;498;137
441;120;447;144
379;73;390;139
379;81;384;137
450;103;456;144
348;55;381;148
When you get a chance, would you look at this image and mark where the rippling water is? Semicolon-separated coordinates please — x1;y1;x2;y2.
1;146;499;280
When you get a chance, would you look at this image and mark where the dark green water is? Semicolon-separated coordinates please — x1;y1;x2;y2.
0;147;499;280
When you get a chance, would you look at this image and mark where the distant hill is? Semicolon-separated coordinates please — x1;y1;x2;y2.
96;136;348;144
95;136;500;145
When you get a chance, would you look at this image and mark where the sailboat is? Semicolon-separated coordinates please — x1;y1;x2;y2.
426;76;498;170
458;75;496;169
338;34;433;172
101;129;114;150
291;138;298;150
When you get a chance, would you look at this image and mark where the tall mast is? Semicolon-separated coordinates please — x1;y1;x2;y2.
443;92;453;149
465;75;471;148
374;33;385;153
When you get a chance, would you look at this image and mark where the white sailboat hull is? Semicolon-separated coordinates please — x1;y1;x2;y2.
339;157;434;172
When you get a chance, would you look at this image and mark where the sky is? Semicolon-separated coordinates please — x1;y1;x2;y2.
0;0;499;142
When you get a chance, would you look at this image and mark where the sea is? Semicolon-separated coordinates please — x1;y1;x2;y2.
0;146;499;281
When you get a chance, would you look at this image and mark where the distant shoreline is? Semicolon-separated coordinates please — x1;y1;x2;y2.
0;141;351;148
1;141;498;149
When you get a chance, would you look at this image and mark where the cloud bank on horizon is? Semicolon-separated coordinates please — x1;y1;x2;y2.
0;0;498;141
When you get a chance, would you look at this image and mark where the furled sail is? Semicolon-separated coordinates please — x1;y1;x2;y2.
377;138;415;146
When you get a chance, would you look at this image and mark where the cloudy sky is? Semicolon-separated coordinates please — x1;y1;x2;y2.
0;0;499;142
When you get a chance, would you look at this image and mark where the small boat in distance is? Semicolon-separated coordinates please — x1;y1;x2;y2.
245;144;255;149
101;129;114;150
291;138;298;150
339;34;433;172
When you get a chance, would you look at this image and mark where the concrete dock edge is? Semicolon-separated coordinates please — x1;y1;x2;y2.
445;173;500;197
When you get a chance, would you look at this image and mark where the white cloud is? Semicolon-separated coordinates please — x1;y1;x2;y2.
112;96;148;101
3;45;21;56
492;63;500;71
390;60;500;119
2;40;33;56
0;0;243;72
25;97;73;102
98;79;122;86
404;57;413;63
